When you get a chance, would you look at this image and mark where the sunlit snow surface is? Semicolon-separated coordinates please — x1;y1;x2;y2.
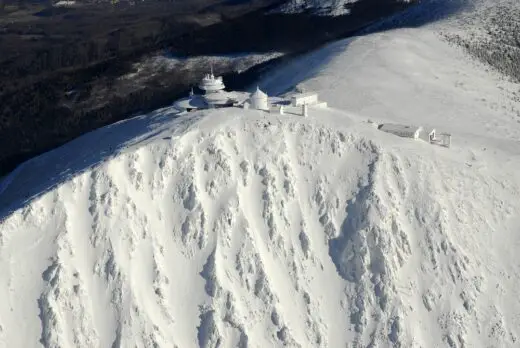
1;6;520;348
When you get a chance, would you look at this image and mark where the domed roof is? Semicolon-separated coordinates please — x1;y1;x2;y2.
251;86;267;99
173;95;207;110
203;90;229;103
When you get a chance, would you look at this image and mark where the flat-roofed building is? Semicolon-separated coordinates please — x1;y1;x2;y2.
291;92;319;107
378;123;423;139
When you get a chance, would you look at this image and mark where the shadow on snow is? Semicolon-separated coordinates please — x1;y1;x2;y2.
0;108;202;221
0;0;469;221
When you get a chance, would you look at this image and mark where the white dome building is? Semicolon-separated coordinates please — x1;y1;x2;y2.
199;69;228;108
199;73;225;93
248;86;269;111
173;88;208;112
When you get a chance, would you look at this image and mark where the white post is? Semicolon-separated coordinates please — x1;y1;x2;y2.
280;105;284;115
303;104;308;117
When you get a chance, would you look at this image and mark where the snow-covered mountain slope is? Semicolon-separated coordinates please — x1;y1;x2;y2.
1;105;519;348
2;9;520;348
258;28;520;148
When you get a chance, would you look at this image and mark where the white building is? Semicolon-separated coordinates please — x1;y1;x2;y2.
173;88;207;112
174;69;250;113
427;129;436;142
173;94;207;112
198;71;227;108
291;92;319;107
420;128;436;142
378;124;423;139
173;71;326;116
378;123;452;147
248;86;269;111
432;133;451;148
199;71;225;94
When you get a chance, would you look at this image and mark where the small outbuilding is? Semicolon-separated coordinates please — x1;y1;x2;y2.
173;94;207;112
248;86;269;111
421;128;436;142
378;123;423;139
428;129;436;142
291;92;318;107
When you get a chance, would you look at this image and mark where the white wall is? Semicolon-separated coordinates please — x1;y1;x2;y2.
292;94;318;106
250;97;269;110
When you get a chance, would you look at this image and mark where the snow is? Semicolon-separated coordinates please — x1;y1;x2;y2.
1;4;520;348
258;28;520;153
273;0;358;16
53;1;76;7
120;52;284;82
273;0;414;17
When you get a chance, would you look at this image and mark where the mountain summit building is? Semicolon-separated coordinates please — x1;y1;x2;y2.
173;69;324;117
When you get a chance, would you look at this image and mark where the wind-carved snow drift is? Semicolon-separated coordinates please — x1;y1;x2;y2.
0;107;519;348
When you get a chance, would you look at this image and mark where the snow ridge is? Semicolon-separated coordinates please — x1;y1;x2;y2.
1;108;519;347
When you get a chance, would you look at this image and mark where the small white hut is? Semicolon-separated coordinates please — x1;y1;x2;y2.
427;129;436;142
249;86;269;111
378;124;423;139
421;128;436;142
291;92;318;107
